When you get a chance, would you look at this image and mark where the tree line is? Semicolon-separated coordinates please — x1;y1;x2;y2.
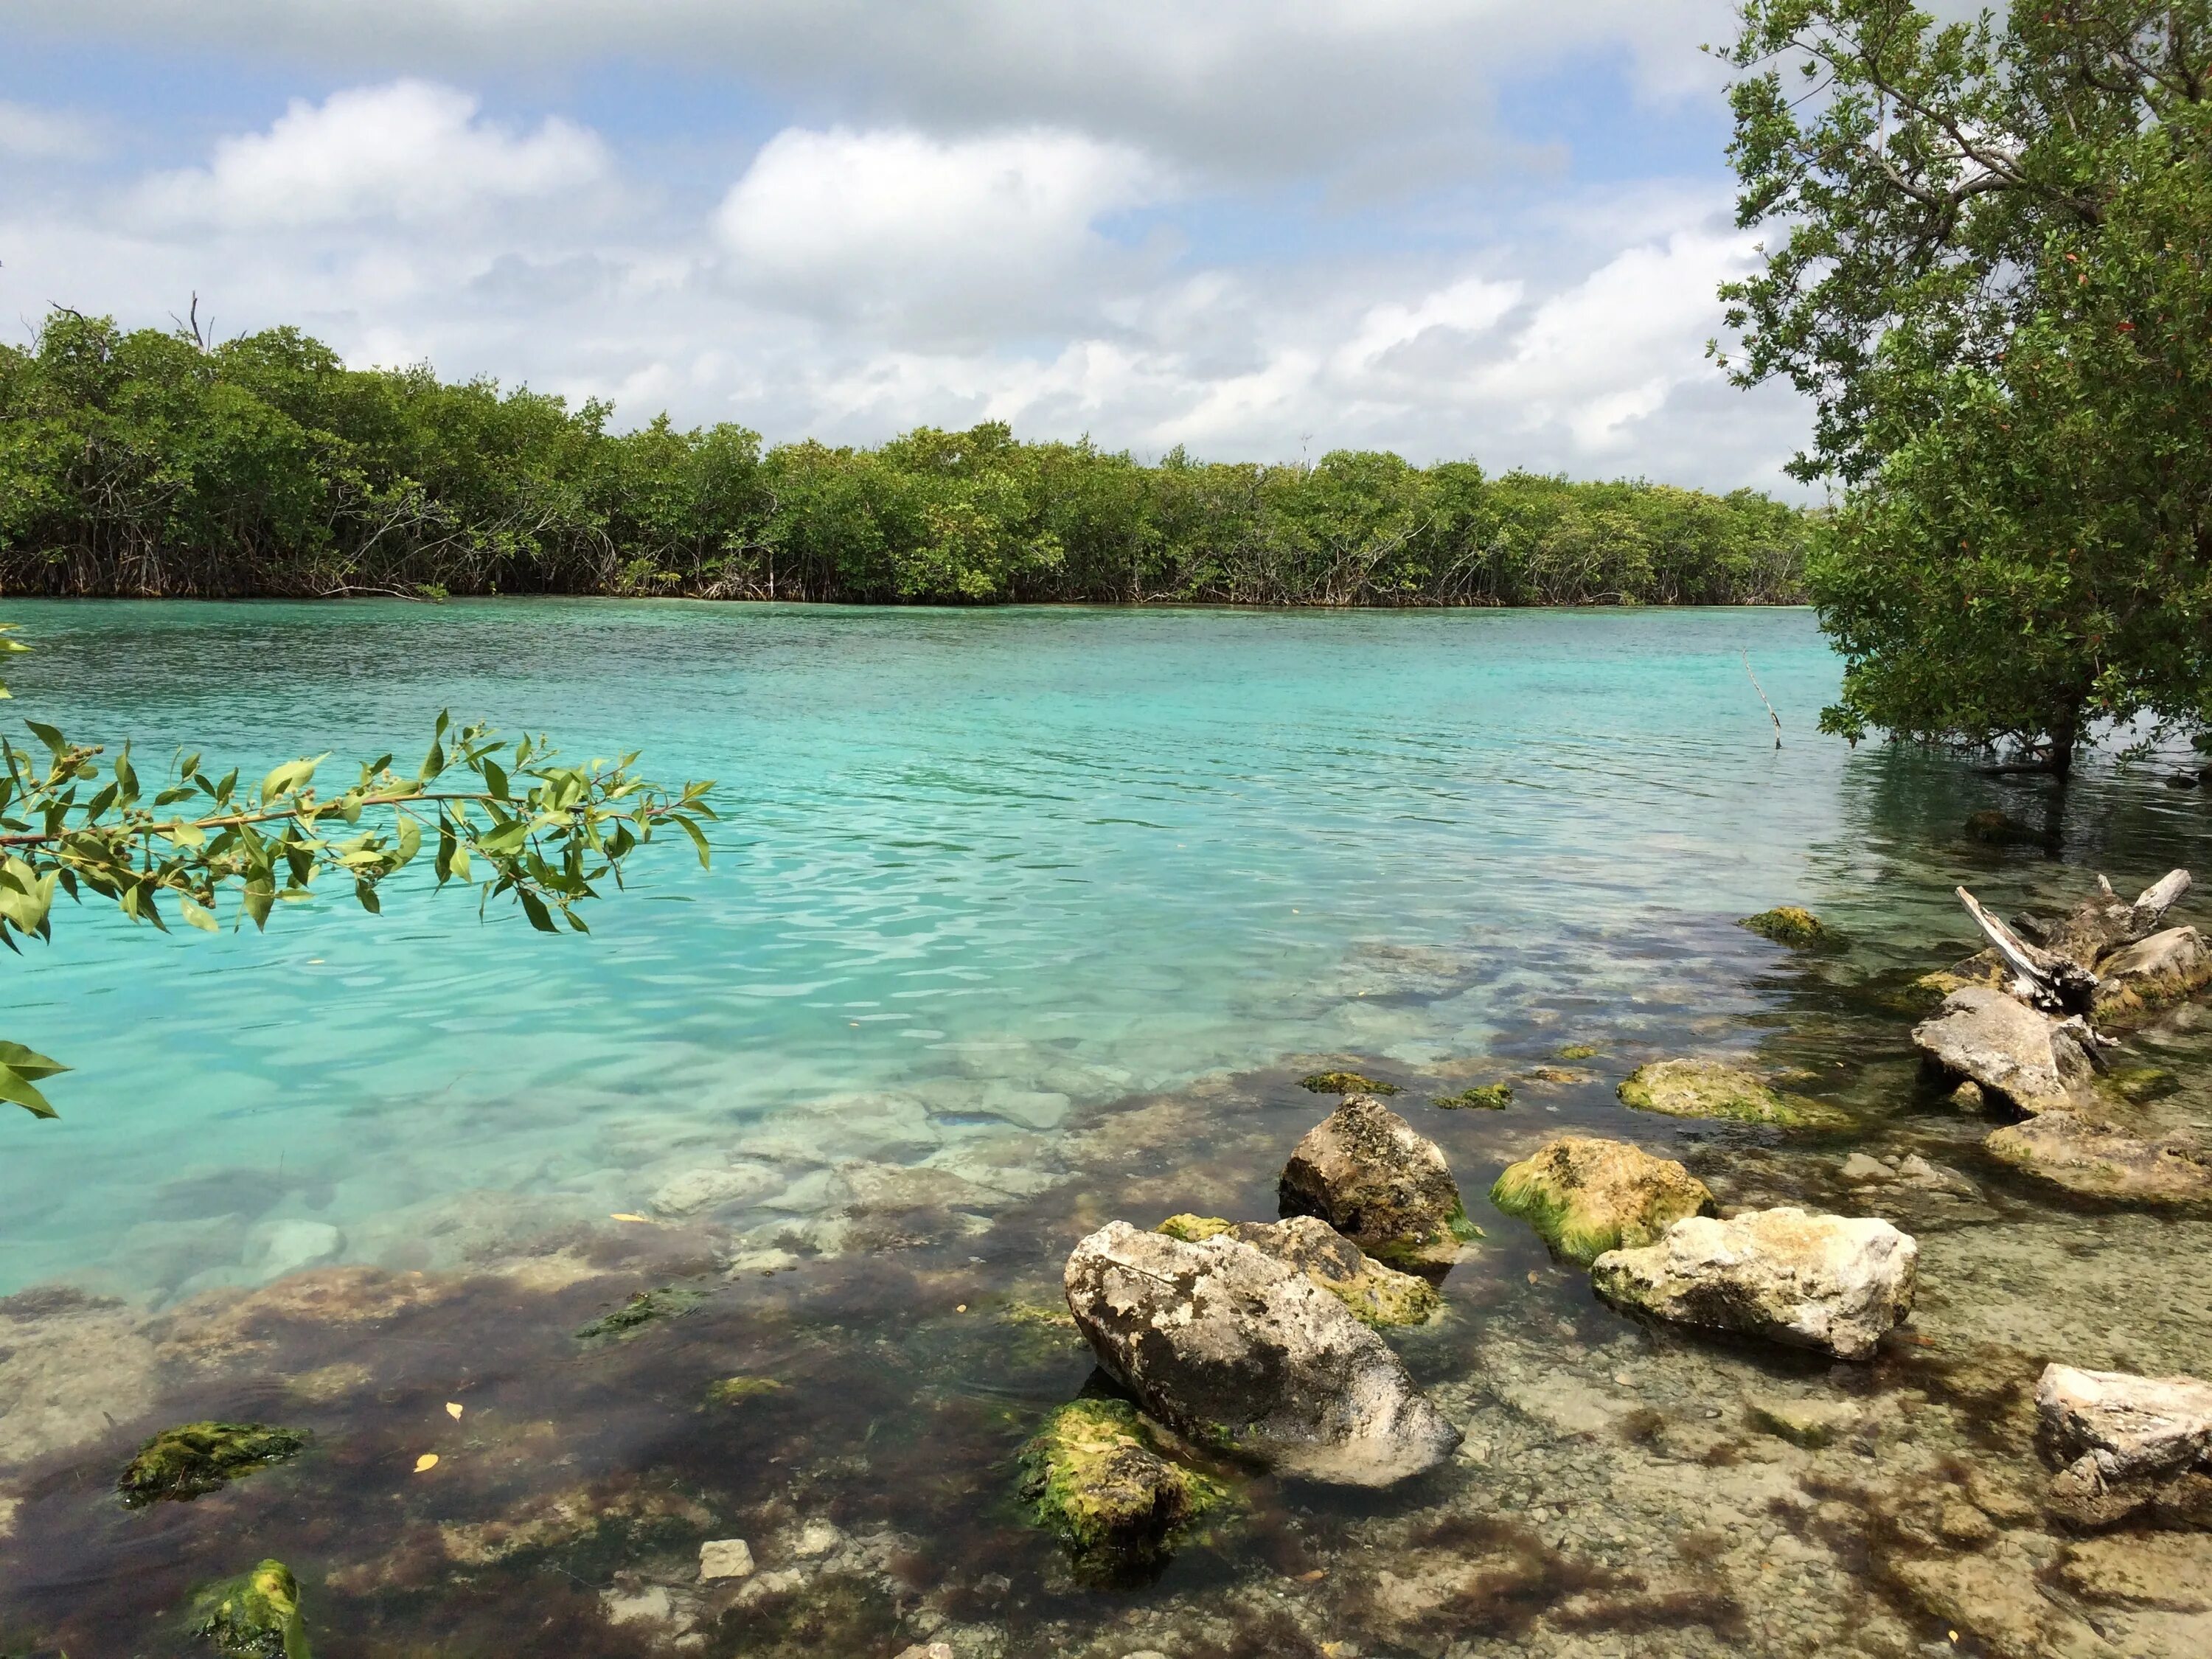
0;310;1809;608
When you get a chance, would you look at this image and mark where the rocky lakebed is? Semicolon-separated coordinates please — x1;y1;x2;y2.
4;860;2212;1659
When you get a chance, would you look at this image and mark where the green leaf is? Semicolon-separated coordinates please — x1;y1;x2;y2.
0;1040;68;1117
25;720;66;757
260;755;329;801
484;759;509;799
518;890;557;933
181;898;218;932
673;813;712;867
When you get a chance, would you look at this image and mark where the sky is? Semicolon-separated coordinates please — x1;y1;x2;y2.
0;1;1818;491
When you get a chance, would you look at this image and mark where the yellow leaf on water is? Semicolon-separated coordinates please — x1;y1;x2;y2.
445;1402;463;1419
608;1213;650;1223
414;1453;439;1473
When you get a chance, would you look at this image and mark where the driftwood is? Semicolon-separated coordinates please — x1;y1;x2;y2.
1955;869;2192;1015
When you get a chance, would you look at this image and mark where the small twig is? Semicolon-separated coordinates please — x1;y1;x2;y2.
1743;650;1782;748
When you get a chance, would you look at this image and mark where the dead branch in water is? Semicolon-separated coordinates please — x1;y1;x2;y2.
1743;650;1781;748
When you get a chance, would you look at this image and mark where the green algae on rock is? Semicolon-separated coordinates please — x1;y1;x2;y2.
1557;1043;1601;1061
2105;1065;2181;1105
574;1287;705;1344
1616;1058;1848;1129
1018;1399;1227;1582
1279;1094;1479;1270
192;1559;310;1659
1155;1214;1234;1242
119;1422;307;1509
704;1375;784;1405
1298;1071;1399;1096
1226;1217;1439;1327
1489;1136;1716;1266
1986;1113;2212;1206
1737;906;1829;947
1433;1083;1512;1110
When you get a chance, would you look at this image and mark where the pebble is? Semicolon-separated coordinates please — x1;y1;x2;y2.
698;1538;754;1581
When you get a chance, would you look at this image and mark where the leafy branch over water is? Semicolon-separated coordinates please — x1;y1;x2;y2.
0;627;715;1119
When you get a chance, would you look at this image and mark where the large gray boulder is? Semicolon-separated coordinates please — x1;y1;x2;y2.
2037;1363;2212;1527
1986;1113;2212;1206
1910;986;2094;1114
1062;1220;1461;1486
1277;1095;1475;1270
1590;1206;1918;1360
2093;925;2212;1029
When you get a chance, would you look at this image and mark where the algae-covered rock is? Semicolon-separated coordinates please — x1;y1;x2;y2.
1155;1214;1234;1242
1911;986;2094;1115
1278;1094;1478;1270
1018;1398;1226;1580
1063;1220;1461;1485
705;1376;784;1405
1433;1084;1512;1110
1222;1216;1438;1327
1489;1136;1716;1266
1738;906;1829;947
1986;1113;2212;1206
2093;925;2212;1028
1590;1207;1918;1360
1299;1071;1399;1096
1616;1059;1846;1129
192;1559;310;1659
1744;1396;1863;1450
1557;1043;1600;1061
119;1422;307;1508
574;1287;705;1344
2107;1065;2181;1105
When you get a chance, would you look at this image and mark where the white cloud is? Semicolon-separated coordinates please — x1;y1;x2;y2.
136;80;609;229
0;100;100;160
715;126;1166;332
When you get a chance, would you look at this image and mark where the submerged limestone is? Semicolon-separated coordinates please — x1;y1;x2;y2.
574;1287;705;1344
1910;986;2094;1114
1433;1083;1512;1110
1155;1215;1438;1326
1986;1113;2212;1206
1299;1071;1399;1096
1063;1220;1460;1486
1018;1398;1227;1580
1616;1059;1846;1129
192;1559;310;1659
1488;1136;1716;1267
1277;1094;1477;1270
1590;1207;1918;1360
119;1422;307;1509
1737;906;1829;947
2037;1364;2212;1527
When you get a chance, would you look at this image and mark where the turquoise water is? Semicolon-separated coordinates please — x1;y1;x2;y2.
0;601;2145;1297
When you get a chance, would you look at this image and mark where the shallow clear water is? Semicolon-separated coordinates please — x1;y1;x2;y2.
4;600;2211;1659
3;599;1870;1299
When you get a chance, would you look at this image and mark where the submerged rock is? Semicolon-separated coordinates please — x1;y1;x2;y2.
1277;1094;1477;1270
574;1287;705;1344
1986;1113;2212;1206
1616;1059;1846;1129
1063;1220;1461;1485
1744;1394;1863;1450
192;1559;309;1659
1298;1071;1399;1096
1910;987;2093;1114
1590;1207;1917;1360
1433;1083;1512;1110
2037;1363;2212;1527
2093;925;2212;1028
1018;1398;1227;1580
119;1422;307;1508
1488;1136;1716;1266
1155;1214;1234;1242
1737;905;1829;947
698;1537;755;1581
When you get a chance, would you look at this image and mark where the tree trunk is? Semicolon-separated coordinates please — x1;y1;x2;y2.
2047;697;2083;780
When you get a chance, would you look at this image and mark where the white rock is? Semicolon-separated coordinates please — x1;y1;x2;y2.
1910;986;2093;1113
793;1518;841;1558
650;1164;779;1217
698;1537;754;1581
2037;1364;2212;1523
1590;1207;1919;1360
600;1585;676;1626
1063;1220;1461;1486
1840;1153;1888;1183
2093;925;2212;1025
243;1220;344;1279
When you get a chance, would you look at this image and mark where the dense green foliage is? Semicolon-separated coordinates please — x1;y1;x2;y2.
0;309;1808;607
1723;0;2212;770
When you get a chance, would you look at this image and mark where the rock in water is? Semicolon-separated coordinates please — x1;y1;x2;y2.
1589;1207;1918;1360
1910;987;2093;1114
1738;906;1829;947
1615;1059;1847;1129
192;1559;310;1659
1986;1113;2212;1206
1018;1397;1226;1581
1488;1136;1717;1266
1219;1216;1439;1327
1277;1094;1477;1269
1063;1220;1461;1486
2037;1364;2212;1527
119;1422;308;1508
2093;925;2212;1028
